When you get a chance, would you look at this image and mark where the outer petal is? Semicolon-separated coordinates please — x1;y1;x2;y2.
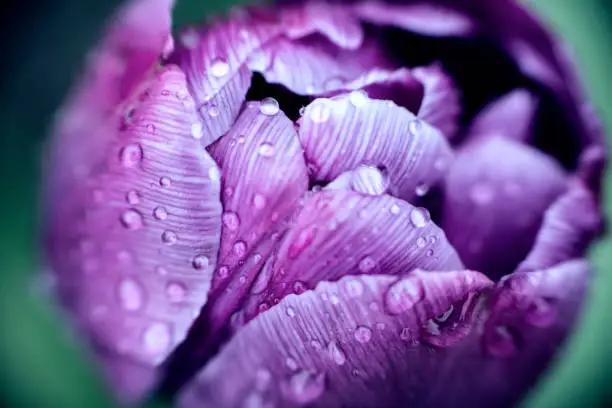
179;270;492;408
298;94;453;202
466;89;537;143
45;66;222;401
442;136;566;279
242;189;464;319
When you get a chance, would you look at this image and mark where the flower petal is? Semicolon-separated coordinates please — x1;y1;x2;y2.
412;63;461;140
467;89;537;143
44;66;222;401
298;94;453;202
354;1;478;37
442;136;566;279
179;270;492;408
325;165;390;195
242;189;464;320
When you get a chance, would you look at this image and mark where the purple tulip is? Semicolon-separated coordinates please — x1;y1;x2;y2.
44;0;607;407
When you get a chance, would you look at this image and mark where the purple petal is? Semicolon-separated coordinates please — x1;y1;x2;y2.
466;89;537;143
242;189;464;320
179;270;492;408
298;94;453;202
45;66;222;401
412;63;461;140
442;136;567;279
207;101;308;295
354;1;478;37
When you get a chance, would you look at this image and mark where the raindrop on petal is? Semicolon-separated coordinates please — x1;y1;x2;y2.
153;206;168;220
358;256;376;273
162;230;178;245
192;254;210;270
120;209;144;230
120;143;143;168
222;212;240;231
210;58;229;77
353;326;373;343
283;371;326;404
118;278;144;311
410;207;430;228
166;281;187;303
143;322;171;355
327;341;346;365
259;97;280;116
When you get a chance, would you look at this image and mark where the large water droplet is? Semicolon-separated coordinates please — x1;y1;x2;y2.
469;182;495;205
126;190;141;205
353;326;373;343
283;371;326;404
259;97;280;115
192;254;210;270
143;322;171;355
309;101;331;123
358;256;376;273
162;230;178;245
153;206;168;220
410;207;430;228
385;277;424;315
222;212;240;231
415;182;430;197
327;341;346;365
118;278;144;311
233;241;247;258
120;144;143;168
210;58;229;77
166;281;187;303
258;142;276;157
120;209;144;230
485;325;519;357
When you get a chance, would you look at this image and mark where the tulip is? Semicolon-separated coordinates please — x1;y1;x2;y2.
43;0;607;407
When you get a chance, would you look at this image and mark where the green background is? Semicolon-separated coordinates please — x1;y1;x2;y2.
0;0;610;407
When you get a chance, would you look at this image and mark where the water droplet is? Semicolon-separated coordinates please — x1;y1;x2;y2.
118;278;144;311
525;298;557;328
429;235;437;244
408;119;423;134
310;339;323;350
353;326;373;343
218;266;230;279
288;227;317;259
120;209;144;230
410;207;430;228
485;325;519;357
345;279;364;297
349;90;368;107
120;144;143;167
222;212;240;231
259;97;280;115
285;357;298;371
192;254;210;270
159;176;172;187
126;190;141;204
329;294;340;305
416;237;426;248
153;206;168;220
415;182;429;197
210;58;229;77
233;241;247;258
308;101;331;123
285;306;296;317
166;281;187;303
143;322;171;355
206;104;220;117
358;256;376;273
258;142;275;157
293;281;307;294
385;277;424;314
283;371;326;404
426;249;434;257
469;182;495;205
327;341;346;365
146;123;156;134
252;193;266;210
191;122;204;139
390;204;401;215
162;230;178;245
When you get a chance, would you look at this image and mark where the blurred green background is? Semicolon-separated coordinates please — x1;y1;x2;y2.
0;0;610;407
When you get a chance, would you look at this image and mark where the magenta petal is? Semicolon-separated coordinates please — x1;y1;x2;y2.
242;190;464;320
354;1;478;37
298;94;453;202
443;136;567;279
467;89;537;143
45;66;223;401
179;271;492;408
412;63;461;140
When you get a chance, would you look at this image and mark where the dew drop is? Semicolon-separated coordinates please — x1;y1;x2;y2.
120;209;144;230
408;119;423;134
283;371;326;404
126;190;141;205
208;166;221;182
426;249;434;257
166;281;187;303
222;212;240;231
410;207;430;228
118;278;144;311
349;89;368;107
285;306;296;317
308;101;331;123
233;241;247;258
259;97;280;115
288;227;317;259
146;123;156;134
210;58;229;77
153;206;168;220
191;122;204;139
159;176;172;187
258;142;276;157
285;357;298;371
358;256;376;273
192;254;210;270
143;322;171;355
162;230;178;245
206;104;220;117
385;277;424;315
353;326;373;344
120;144;143;167
416;237;426;248
390;204;401;215
252;193;266;210
415;182;429;197
345;279;364;297
293;281;307;294
218;266;230;279
327;341;346;365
